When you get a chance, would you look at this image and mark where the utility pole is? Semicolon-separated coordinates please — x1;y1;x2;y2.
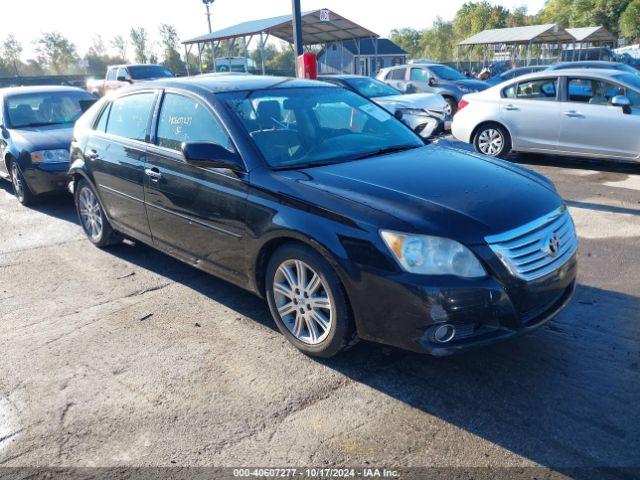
203;0;214;33
291;0;303;56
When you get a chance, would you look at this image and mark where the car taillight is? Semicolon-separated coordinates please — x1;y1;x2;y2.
458;100;469;111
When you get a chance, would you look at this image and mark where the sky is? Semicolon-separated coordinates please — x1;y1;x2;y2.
7;0;548;59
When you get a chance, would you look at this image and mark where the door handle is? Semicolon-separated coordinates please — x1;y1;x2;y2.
504;104;519;111
85;149;99;160
563;110;582;118
145;167;162;181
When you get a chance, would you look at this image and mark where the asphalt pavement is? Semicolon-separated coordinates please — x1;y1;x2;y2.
0;142;639;479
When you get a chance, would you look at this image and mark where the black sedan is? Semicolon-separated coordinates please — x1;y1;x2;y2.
0;86;96;205
69;75;577;358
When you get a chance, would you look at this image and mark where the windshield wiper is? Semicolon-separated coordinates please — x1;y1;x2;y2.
350;144;420;160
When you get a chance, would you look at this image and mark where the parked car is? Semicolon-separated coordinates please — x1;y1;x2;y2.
377;63;488;115
560;47;616;62
452;69;640;161
318;74;450;139
86;64;175;97
546;61;640;76
485;66;548;86
0;86;96;205
69;75;577;358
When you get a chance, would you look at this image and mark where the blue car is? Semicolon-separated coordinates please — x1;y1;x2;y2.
0;86;96;205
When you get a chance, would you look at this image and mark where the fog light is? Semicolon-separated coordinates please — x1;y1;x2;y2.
431;324;456;344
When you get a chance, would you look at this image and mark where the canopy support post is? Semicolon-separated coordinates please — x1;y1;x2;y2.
212;41;217;72
259;33;266;75
184;44;191;76
197;43;203;74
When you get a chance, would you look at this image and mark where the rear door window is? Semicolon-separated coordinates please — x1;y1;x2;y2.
105;92;156;142
106;68;117;81
515;78;558;101
387;68;406;81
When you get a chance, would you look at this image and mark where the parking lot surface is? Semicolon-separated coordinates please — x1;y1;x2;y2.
1;142;639;476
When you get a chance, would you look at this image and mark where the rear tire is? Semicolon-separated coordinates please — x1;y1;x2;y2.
444;97;458;116
474;123;511;159
74;179;122;248
9;160;36;206
265;243;356;358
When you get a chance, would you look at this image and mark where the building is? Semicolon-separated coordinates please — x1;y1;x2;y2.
318;39;408;76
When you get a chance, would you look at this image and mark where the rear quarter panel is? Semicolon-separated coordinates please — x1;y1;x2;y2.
451;90;504;144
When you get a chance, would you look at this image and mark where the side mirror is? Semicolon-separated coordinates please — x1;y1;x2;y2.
181;141;244;171
404;82;416;94
611;95;632;114
117;76;132;83
428;77;438;87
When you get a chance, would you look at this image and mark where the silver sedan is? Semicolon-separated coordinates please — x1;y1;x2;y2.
451;68;640;161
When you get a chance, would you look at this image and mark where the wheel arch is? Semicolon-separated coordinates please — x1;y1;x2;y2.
253;233;344;295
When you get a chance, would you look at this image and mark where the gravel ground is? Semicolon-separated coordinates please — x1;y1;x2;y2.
0;142;639;478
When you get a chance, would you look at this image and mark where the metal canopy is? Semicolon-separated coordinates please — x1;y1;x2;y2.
458;24;574;46
566;26;615;43
183;9;378;46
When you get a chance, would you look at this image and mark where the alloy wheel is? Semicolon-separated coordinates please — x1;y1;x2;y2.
11;163;24;202
273;259;333;345
78;187;104;241
477;128;504;156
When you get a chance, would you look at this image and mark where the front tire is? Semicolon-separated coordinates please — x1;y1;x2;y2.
474;123;511;159
266;243;356;358
10;160;36;206
74;179;122;248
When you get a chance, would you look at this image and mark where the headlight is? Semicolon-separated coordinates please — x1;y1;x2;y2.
30;149;70;164
380;230;486;278
396;108;428;117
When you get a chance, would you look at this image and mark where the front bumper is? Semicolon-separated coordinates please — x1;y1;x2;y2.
347;252;578;356
22;162;70;196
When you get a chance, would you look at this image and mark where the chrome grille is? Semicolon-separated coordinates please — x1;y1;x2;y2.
485;207;578;282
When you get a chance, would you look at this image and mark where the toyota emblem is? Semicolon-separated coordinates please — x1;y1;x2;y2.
544;234;560;258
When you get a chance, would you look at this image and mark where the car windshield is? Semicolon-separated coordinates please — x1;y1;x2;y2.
343;77;400;98
613;73;640;90
5;91;96;129
430;65;466;81
128;65;174;79
224;87;423;169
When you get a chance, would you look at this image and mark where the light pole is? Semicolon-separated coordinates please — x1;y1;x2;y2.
202;0;214;34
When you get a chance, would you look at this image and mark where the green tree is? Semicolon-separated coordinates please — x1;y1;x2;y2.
420;18;455;61
390;28;423;57
110;35;128;62
537;0;574;26
35;32;79;74
453;1;510;41
265;43;295;75
1;35;23;75
620;0;640;40
159;24;185;73
130;27;149;64
508;6;533;27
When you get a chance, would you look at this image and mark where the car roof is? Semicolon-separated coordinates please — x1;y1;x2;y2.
135;74;335;94
550;61;621;69
508;68;629;82
0;85;88;96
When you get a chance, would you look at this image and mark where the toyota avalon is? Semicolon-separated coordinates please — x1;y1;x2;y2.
69;75;577;358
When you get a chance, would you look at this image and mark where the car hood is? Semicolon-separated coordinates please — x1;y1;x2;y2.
279;145;562;245
374;93;447;112
454;79;489;91
10;126;74;152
